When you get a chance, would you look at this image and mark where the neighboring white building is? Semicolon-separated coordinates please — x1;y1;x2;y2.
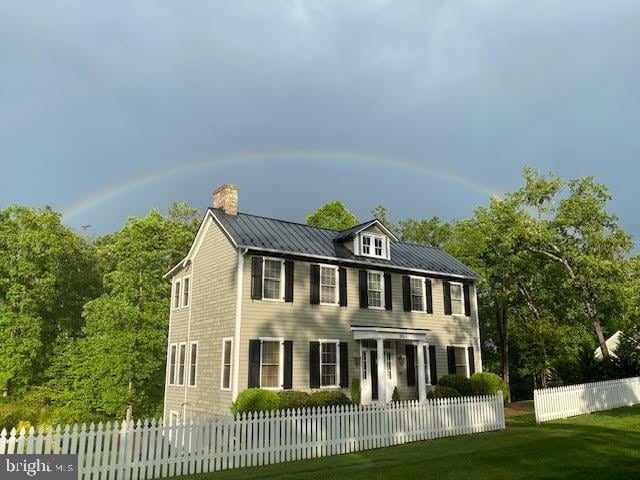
594;331;622;360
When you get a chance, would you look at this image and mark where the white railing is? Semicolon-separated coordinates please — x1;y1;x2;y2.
0;395;504;479
534;376;640;423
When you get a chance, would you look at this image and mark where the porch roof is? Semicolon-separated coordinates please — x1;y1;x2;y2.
351;325;429;342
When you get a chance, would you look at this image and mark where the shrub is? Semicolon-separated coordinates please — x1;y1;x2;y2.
350;378;361;405
309;390;351;407
427;386;459;399
392;386;400;402
231;389;281;414
277;390;312;410
438;374;474;396
470;372;508;401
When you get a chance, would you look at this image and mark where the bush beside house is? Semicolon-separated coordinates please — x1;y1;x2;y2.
231;389;351;414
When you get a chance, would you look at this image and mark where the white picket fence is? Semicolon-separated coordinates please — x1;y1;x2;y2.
534;376;640;423
0;395;504;479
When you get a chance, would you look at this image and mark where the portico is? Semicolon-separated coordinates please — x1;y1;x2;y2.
352;325;430;404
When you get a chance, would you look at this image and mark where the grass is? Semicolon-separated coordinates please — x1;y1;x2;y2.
175;405;640;480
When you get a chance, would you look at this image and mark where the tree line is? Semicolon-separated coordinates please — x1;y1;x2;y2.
1;167;638;425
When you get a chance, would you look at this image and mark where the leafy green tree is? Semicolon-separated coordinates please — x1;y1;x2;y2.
371;205;394;231
306;201;359;230
399;217;452;247
518;168;632;359
59;208;196;418
0;206;100;396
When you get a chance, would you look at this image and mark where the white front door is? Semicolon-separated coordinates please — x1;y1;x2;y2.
360;342;396;404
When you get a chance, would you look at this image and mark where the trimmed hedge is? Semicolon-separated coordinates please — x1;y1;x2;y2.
231;389;281;414
470;372;508;401
438;374;474;396
351;378;361;405
309;390;351;407
427;386;459;399
278;390;312;410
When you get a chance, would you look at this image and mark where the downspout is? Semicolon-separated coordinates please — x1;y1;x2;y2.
472;283;483;371
232;248;248;401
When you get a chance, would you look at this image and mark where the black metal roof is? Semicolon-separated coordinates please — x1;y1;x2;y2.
210;208;480;280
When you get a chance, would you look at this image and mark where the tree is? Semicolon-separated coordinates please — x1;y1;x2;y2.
59;208;196;418
306;201;359;230
371;205;394;231
518;168;632;359
399;217;452;248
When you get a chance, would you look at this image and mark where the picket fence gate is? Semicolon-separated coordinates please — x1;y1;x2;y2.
0;394;504;479
534;376;640;423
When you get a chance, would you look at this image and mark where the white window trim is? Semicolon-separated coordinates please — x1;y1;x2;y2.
177;342;187;386
262;258;285;302
182;275;192;308
451;344;471;378
319;264;340;306
367;270;385;310
188;340;198;388
168;343;177;385
360;232;388;259
410;276;426;313
259;337;285;390
450;282;465;317
173;280;181;310
220;337;234;391
319;339;340;388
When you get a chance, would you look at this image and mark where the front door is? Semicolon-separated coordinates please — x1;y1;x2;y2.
360;342;397;404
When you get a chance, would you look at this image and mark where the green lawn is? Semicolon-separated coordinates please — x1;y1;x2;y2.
176;406;640;480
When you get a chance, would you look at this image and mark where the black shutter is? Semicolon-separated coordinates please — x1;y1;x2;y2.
283;341;293;389
443;281;452;315
339;268;347;307
284;261;294;303
425;279;433;314
384;273;392;310
359;270;368;308
248;340;261;387
309;264;320;305
447;346;456;374
402;276;411;312
429;345;437;385
463;283;471;316
250;257;263;300
309;341;320;388
406;344;416;386
339;342;349;388
468;347;475;375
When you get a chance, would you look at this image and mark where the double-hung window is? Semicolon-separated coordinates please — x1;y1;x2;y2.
410;277;425;311
367;271;384;309
221;338;233;390
182;276;191;307
320;265;338;305
263;259;284;300
260;339;283;388
320;340;339;387
450;283;464;315
188;341;198;387
169;344;177;385
454;346;469;377
177;343;187;386
173;281;181;309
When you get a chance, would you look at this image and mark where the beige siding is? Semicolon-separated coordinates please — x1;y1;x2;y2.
164;217;238;418
238;256;481;401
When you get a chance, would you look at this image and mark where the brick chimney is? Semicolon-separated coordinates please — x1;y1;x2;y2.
213;184;239;215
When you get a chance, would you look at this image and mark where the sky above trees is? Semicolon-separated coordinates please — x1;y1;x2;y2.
2;1;640;236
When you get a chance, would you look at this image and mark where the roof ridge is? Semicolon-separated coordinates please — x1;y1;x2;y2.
209;207;340;232
395;240;445;251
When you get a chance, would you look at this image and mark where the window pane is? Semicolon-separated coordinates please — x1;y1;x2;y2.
183;278;190;306
374;237;383;256
455;347;467;376
224;340;232;364
368;272;382;307
368;290;381;307
264;279;280;299
320;267;337;304
189;344;197;386
321;365;337;386
261;341;280;388
411;278;424;311
451;284;463;300
321;343;338;386
169;345;177;384
452;298;463;315
264;259;281;279
362;235;371;254
223;365;231;388
174;282;180;308
178;344;186;385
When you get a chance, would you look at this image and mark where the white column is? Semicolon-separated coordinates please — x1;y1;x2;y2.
376;338;386;403
416;342;427;402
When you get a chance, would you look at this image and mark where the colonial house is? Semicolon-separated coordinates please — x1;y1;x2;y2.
163;184;482;420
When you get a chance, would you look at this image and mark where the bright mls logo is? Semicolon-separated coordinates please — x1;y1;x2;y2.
2;455;77;480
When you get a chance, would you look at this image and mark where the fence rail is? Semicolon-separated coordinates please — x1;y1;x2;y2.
534;376;640;423
0;394;504;479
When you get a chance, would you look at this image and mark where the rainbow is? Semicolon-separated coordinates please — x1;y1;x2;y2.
61;150;498;220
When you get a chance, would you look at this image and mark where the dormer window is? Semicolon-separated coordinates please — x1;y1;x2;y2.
361;233;387;259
